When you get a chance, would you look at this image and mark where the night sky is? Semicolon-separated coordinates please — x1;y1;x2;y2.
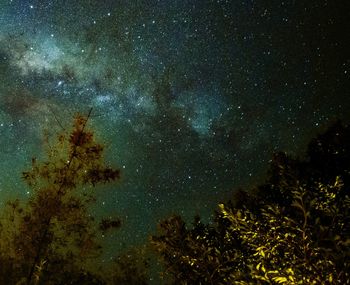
0;0;349;263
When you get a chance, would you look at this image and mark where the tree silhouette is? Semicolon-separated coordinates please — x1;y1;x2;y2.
151;121;350;284
109;247;150;285
0;109;120;284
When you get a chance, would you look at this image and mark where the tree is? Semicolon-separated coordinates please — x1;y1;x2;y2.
151;121;350;284
218;176;349;284
109;247;150;285
150;214;240;284
0;109;120;284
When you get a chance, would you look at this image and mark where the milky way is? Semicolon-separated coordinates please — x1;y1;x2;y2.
0;0;349;261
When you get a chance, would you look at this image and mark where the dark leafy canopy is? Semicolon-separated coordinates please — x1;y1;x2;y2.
110;247;150;285
151;121;350;284
0;111;121;284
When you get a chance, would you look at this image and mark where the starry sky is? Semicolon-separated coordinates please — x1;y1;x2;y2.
0;0;349;261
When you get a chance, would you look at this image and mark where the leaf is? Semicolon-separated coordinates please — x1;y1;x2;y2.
291;200;303;211
328;274;333;283
256;263;261;270
272;276;288;283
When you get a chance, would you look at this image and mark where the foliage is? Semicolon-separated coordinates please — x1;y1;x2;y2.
151;122;350;284
0;110;120;284
0;114;349;284
151;214;241;284
109;247;150;285
219;177;349;284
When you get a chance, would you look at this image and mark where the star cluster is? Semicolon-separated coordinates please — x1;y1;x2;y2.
0;0;349;259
